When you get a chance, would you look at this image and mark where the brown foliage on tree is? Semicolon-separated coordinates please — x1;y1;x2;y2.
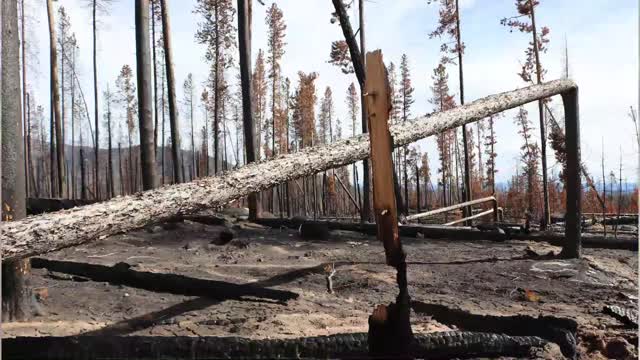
291;72;318;149
252;49;267;158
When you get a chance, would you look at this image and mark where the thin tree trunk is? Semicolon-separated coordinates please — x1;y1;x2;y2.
107;100;114;198
190;90;195;178
358;0;370;223
160;0;182;183
27;94;38;197
2;0;30;321
601;140;606;237
80;147;87;200
117;142;124;196
135;0;158;190
237;0;259;219
21;0;29;198
152;1;159;154
161;66;166;184
93;0;100;200
70;45;76;199
47;0;65;197
416;165;421;213
529;0;550;229
455;0;472;225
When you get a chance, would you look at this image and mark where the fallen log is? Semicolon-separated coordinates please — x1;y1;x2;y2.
2;79;578;261
3;332;549;359
255;219;638;251
30;258;298;303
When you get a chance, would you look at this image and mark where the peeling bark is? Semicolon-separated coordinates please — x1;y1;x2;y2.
1;80;577;261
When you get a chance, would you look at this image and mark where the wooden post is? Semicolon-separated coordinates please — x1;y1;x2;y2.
365;49;412;358
364;50;401;267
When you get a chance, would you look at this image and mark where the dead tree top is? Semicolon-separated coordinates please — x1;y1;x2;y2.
1;79;577;261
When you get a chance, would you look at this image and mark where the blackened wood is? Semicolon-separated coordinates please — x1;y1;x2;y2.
47;0;65;197
560;87;581;258
30;258;297;302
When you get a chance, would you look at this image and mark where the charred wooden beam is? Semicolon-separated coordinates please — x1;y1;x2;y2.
411;301;577;358
30;258;297;302
3;332;549;360
27;198;98;215
2;79;578;261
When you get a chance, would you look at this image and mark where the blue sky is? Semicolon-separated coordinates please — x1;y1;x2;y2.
25;0;639;184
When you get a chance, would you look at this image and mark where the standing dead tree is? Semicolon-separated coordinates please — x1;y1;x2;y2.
135;0;158;190
2;0;30;321
330;0;371;223
47;0;65;197
237;0;259;220
2;79;582;261
160;0;182;183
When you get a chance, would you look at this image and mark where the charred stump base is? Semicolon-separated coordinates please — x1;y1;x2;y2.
2;259;31;321
368;261;414;358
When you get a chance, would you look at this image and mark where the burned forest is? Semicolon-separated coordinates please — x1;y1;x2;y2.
1;0;638;359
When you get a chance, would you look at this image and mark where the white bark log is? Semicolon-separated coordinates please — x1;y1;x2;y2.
1;79;577;261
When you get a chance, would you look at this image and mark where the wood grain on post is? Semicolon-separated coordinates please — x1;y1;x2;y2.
364;50;401;267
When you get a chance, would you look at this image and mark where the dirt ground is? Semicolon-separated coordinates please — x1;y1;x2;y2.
3;218;638;359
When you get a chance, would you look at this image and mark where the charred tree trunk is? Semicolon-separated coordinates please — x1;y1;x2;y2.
151;1;159;154
160;0;182;183
92;0;100;200
70;45;76;199
106;96;114;198
2;0;30;321
80;148;87;200
237;0;260;220
47;0;65;197
135;0;158;190
455;0;472;225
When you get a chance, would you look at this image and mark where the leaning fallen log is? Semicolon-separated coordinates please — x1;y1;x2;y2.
2;79;577;261
256;218;638;251
3;332;549;359
30;258;298;303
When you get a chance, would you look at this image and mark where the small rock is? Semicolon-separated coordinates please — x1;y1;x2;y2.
161;222;180;231
605;337;636;359
123;292;130;298
299;222;330;241
257;258;263;262
210;229;235;246
229;325;241;333
416;232;425;239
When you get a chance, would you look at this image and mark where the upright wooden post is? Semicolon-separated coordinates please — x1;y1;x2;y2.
364;50;412;357
364;50;401;268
